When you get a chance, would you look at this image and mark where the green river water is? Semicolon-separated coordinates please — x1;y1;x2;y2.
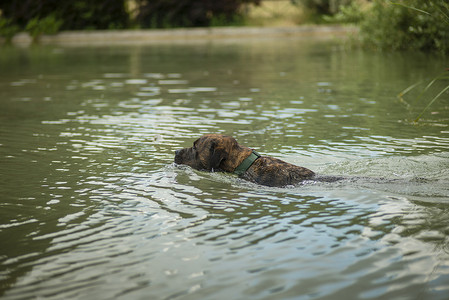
1;37;449;299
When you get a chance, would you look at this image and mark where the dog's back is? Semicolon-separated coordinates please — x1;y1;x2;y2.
241;156;315;187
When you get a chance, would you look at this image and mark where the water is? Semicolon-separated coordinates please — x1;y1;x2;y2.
1;37;449;299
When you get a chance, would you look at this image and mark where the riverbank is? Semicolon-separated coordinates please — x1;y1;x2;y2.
6;25;357;46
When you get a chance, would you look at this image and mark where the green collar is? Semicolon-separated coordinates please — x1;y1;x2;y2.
233;150;261;176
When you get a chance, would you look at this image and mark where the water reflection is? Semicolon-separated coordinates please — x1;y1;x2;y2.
0;39;448;299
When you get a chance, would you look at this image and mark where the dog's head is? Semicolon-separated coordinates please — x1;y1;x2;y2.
174;134;243;172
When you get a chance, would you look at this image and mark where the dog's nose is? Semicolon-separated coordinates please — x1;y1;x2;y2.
175;149;181;156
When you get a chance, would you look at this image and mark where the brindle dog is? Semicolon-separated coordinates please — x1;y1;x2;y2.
174;134;316;187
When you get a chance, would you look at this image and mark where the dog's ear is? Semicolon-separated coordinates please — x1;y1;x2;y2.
208;142;227;171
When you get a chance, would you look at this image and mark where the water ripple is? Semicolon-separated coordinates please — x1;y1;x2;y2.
1;42;449;300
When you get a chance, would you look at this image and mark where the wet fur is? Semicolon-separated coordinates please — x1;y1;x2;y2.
174;134;315;187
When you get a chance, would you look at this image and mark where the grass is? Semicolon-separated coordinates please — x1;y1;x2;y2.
398;72;449;123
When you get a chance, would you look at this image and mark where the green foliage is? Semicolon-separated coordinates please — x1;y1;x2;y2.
300;0;352;17
0;17;20;43
135;0;260;28
0;0;129;31
210;14;246;27
25;15;62;42
325;0;449;54
361;0;448;54
1;0;254;35
323;1;365;23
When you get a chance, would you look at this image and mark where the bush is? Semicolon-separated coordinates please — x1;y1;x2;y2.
135;0;260;28
354;0;448;54
323;1;366;23
300;0;352;17
25;15;62;42
367;1;447;52
0;0;129;31
0;17;20;43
